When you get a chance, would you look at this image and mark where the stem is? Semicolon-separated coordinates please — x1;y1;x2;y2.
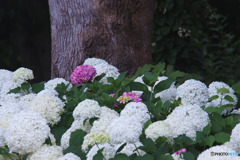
134;143;141;156
150;87;153;102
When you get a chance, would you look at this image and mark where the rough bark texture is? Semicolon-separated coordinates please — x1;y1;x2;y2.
49;0;154;80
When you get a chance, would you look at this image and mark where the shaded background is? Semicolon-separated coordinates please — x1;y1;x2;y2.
0;0;240;84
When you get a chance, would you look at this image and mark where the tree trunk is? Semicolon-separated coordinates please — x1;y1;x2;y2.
49;0;154;80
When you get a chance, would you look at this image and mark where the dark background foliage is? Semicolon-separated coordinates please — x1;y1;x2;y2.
1;0;240;84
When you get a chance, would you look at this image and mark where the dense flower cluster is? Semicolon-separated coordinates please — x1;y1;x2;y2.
28;93;65;126
27;144;63;160
176;79;209;106
4;111;50;154
117;92;142;104
57;153;81;160
12;67;34;83
207;81;237;115
146;104;209;141
84;58;120;84
0;69;12;90
73;99;101;120
197;145;240;160
229;123;240;153
1;60;240;159
120;102;150;125
82;132;109;151
0;127;4;147
107;116;143;144
70;65;96;85
45;78;72;91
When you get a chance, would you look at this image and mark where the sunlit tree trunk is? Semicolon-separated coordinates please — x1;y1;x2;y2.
49;0;154;80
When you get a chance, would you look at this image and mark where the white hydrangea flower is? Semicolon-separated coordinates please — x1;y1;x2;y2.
18;93;36;110
37;89;59;96
145;120;172;142
4;111;50;154
197;145;240;160
90;107;119;133
229;123;240;152
154;76;177;103
83;58;120;84
176;79;209;106
82;132;109;151
107;117;143;144
0;126;5;147
0;80;22;104
165;104;209;140
73;99;101;121
12;67;34;83
86;143;116;160
207;81;237;115
93;63;120;84
28;94;65;126
58;153;81;160
0;102;23;130
61;119;92;150
45;78;72;91
27;144;63;160
120;102;150;125
118;141;146;156
83;58;109;66
0;69;12;91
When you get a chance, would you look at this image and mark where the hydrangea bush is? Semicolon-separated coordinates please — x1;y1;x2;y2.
1;58;240;160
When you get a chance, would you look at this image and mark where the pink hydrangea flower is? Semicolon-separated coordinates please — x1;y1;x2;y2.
117;92;142;104
174;148;187;155
70;65;96;85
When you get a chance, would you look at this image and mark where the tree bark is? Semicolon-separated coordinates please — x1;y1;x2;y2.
49;0;154;80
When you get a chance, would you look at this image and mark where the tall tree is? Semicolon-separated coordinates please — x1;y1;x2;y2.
49;0;154;80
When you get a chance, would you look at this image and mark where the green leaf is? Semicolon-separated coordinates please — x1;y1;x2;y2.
51;126;68;144
21;82;31;91
174;135;194;145
22;154;29;160
168;70;185;80
7;87;21;94
134;154;154;160
128;82;149;94
209;95;219;102
182;152;195;160
32;83;44;93
217;88;230;94
214;132;230;143
232;81;240;94
94;73;106;82
139;138;157;153
154;79;175;94
114;71;127;87
143;120;152;131
110;154;130;160
69;129;87;147
93;149;104;160
203;135;214;147
142;72;154;86
107;77;114;84
63;146;86;159
224;95;235;102
157;155;174;160
202;124;211;136
116;143;127;153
